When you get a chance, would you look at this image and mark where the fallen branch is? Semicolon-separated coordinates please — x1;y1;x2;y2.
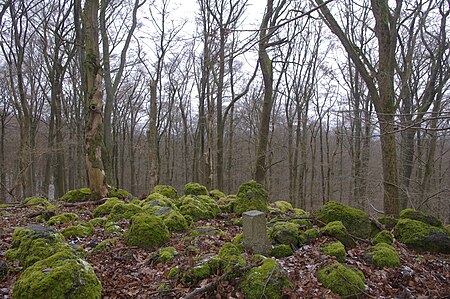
62;198;109;207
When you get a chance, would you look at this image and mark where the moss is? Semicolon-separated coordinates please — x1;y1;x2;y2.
161;210;188;232
315;201;377;239
394;218;450;253
108;187;131;199
125;214;170;249
320;221;355;248
181;261;213;284
47;213;79;226
377;216;398;229
158;247;177;263
104;221;121;234
0;203;13;208
151;185;178;199
192;226;224;236
240;258;291;299
143;193;175;208
88;217;106;227
271;244;293;258
91;238;117;254
167;266;180;279
232;217;242;226
12;251;101;299
179;195;219;221
24;197;57;214
270;222;300;247
293;208;309;216
373;230;394;245
6;225;75;268
303;228;321;243
317;262;365;297
232;233;244;244
289;219;312;228
234;180;268;214
322;241;346;262
268;201;294;214
209;189;226;200
217;242;245;271
93;197;124;218
400;208;442;227
60;188;92;202
184;182;208;196
217;197;234;213
61;222;95;238
366;243;400;267
108;202;142;221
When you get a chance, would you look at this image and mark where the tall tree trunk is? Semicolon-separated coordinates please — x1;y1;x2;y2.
148;80;158;189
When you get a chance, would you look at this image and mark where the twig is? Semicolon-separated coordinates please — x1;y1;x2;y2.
62;197;109;207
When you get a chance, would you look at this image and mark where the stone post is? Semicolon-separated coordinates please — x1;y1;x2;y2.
242;210;271;255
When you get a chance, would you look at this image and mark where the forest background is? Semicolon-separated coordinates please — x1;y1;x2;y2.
0;0;449;222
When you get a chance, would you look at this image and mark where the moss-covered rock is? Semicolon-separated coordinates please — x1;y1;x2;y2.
315;201;377;239
289;219;312;228
400;208;442;227
192;226;224;236
104;221;122;234
12;251;101;299
373;230;394;245
322;241;346;262
209;189;226;200
394;219;450;253
143;193;175;208
158;247;177;263
88;217;106;227
161;210;188;232
293;208;309;216
107;187;131;199
125;214;169;249
234;180;268;214
61;222;95;238
167;266;180;279
92;197;124;218
24;197;57;210
91;238;117;254
181;262;212;284
317;262;365;297
6;225;75;268
217;242;245;272
271;244;293;258
217;195;236;213
377;216;398;229
151;185;178;200
108;202;142;221
60;188;92;202
270;222;300;247
365;243;400;267
268;201;294;214
320;221;355;248
184;182;208;196
47;213;79;226
179;195;220;221
302;228;321;243
240;258;291;299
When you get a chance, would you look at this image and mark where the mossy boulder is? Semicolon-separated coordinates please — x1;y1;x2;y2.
158;247;177;263
289;219;312;228
209;189;226;200
108;187;131;199
179;195;220;221
399;208;442;227
151;185;178;199
143;193;175;209
92;238;117;254
6;225;75;268
315;201;377;239
12;251;101;299
317;262;365;297
365;243;400;267
47;213;79;226
108;202;142;221
320;221;355;248
373;230;394;245
394;218;450;253
217;195;236;213
92;197;124;218
240;258;291;299
302;228;321;243
377;216;398;229
61;222;95;238
184;182;208;196
24;197;57;210
322;241;346;262
217;242;245;272
125;214;170;249
271;244;294;258
268;201;294;214
270;222;300;247
234;180;268;214
60;188;92;202
161;210;188;232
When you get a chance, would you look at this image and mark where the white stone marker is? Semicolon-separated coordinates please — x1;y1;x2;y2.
242;210;271;255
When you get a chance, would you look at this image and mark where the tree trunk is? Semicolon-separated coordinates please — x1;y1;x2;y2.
148;80;158;190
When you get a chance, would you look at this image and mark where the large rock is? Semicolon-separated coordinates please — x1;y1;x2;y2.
184;182;209;196
270;222;300;247
394;218;450;253
125;214;170;249
315;201;377;238
151;185;178;200
317;262;365;297
234;180;268;214
178;195;220;221
399;208;442;227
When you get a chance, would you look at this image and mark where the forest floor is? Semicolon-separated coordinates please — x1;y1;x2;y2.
1;202;450;299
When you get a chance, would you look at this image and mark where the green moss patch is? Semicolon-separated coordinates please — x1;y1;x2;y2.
217;195;236;213
373;230;394;245
317;262;365;297
92;197;124;218
161;210;188;232
400;208;442;227
270;222;300;247
322;241;346;262
209;189;226;199
12;251;101;299
302;228;321;243
151;185;178;199
108;202;142;221
108;187;131;199
234;180;268;214
184;182;208;196
158;247;177;263
92;238;117;254
61;222;95;238
179;195;220;221
377;216;398;229
47;213;79;226
268;201;294;214
271;244;293;258
240;258;291;299
365;243;400;267
125;214;170;249
60;188;92;202
217;242;245;272
320;221;355;248
315;201;377;238
394;219;450;253
6;225;75;268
